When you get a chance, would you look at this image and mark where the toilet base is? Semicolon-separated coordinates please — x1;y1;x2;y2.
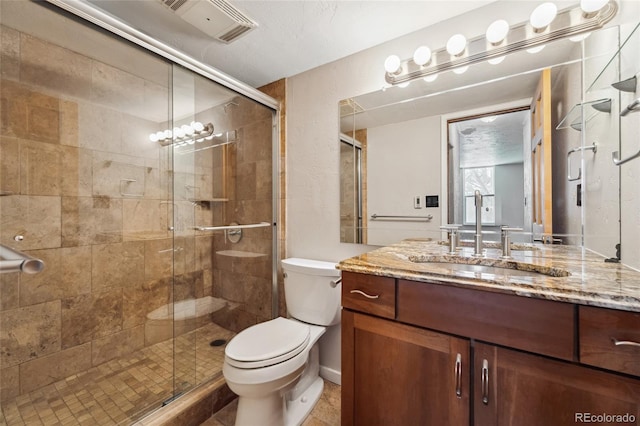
286;376;324;426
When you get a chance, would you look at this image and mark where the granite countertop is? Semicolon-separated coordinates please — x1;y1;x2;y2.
337;239;640;313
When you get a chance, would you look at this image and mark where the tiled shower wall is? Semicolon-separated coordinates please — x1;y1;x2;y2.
0;23;217;404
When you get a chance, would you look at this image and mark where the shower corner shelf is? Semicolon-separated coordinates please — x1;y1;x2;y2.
556;98;611;131
612;75;638;93
587;22;640;93
189;198;229;207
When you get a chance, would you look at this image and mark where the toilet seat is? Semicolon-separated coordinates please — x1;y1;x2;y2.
225;317;311;369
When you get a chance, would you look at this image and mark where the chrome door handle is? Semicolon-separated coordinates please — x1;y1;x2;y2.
455;353;462;398
481;359;489;405
612;338;640;348
349;289;379;299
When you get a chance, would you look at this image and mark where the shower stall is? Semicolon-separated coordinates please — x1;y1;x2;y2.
0;1;278;424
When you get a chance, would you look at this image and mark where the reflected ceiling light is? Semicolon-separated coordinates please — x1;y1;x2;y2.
527;45;546;53
150;121;215;146
486;19;509;45
413;46;432;66
383;1;617;86
530;2;558;31
384;55;401;74
581;0;609;15
452;66;469;75
398;81;411;88
423;74;439;83
446;34;467;56
481;116;498;123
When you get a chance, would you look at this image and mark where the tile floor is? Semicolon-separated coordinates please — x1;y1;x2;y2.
201;380;341;426
0;323;235;426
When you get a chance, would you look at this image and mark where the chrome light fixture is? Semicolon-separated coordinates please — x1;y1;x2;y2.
150;121;217;147
384;0;617;86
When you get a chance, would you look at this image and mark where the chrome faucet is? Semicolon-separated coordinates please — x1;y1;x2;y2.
474;190;483;257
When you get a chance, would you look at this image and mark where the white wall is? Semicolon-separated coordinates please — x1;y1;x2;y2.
366;116;441;245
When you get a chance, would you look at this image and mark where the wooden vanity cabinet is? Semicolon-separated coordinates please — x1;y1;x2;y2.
474;343;640;426
341;271;640;426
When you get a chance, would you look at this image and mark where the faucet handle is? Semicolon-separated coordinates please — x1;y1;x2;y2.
440;225;461;254
500;226;522;259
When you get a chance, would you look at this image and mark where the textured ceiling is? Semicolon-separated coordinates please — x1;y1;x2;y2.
86;0;495;87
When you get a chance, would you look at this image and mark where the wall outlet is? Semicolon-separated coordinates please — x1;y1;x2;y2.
414;196;422;209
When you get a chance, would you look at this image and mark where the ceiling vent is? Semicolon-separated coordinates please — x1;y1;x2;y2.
158;0;257;43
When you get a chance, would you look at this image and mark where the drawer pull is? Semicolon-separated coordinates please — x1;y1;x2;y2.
481;359;489;405
455;353;462;398
349;289;380;299
612;338;640;348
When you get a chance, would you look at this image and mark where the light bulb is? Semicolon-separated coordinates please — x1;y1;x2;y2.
527;45;546;54
149;133;159;142
453;66;469;75
530;2;557;30
423;74;438;83
413;46;432;66
191;121;205;132
175;128;185;138
163;129;172;139
384;55;401;74
156;131;165;141
181;124;194;135
195;137;205;143
187;139;195;145
580;0;608;14
488;56;505;65
486;19;509;45
446;34;467;56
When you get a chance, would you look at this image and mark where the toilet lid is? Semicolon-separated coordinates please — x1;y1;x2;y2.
225;317;310;368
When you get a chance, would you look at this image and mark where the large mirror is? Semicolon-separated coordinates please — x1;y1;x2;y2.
339;22;633;261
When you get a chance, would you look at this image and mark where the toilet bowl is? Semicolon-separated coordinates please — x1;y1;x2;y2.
222;258;341;426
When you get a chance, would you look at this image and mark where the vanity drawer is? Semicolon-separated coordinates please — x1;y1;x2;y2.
341;271;395;319
397;280;575;361
579;306;640;377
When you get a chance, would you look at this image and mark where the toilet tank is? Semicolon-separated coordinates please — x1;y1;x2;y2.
282;258;342;326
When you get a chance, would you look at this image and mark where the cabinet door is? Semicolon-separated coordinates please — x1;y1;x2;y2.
474;343;640;426
342;310;470;426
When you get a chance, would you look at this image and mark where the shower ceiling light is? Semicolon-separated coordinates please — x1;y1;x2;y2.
383;0;617;86
150;121;216;146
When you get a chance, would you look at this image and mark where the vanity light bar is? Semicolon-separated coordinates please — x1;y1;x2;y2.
385;1;618;86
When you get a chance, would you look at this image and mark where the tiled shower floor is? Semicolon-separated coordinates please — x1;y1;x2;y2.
1;323;235;426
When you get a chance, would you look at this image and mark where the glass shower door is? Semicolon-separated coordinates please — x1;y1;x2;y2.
168;64;277;398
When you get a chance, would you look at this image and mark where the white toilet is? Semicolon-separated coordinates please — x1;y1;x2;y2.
222;258;342;426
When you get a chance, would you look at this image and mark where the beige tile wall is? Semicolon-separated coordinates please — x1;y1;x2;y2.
0;20;279;408
0;23;221;405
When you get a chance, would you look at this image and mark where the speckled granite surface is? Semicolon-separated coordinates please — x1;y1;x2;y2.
337;239;640;313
